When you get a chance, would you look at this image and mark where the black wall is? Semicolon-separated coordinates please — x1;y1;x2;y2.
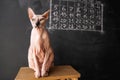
0;0;120;80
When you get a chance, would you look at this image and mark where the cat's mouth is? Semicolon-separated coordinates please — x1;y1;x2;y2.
36;21;40;27
35;18;45;28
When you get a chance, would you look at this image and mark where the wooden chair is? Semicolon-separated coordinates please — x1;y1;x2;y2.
15;65;80;80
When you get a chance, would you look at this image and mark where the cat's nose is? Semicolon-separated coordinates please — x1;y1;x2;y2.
36;21;40;27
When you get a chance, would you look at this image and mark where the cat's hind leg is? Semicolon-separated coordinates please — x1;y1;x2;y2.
28;49;35;70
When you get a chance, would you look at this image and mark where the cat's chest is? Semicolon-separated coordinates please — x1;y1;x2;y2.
30;28;43;44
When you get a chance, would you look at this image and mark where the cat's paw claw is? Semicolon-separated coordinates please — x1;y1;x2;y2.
34;72;40;78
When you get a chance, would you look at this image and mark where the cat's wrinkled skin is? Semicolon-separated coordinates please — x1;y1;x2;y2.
28;8;54;78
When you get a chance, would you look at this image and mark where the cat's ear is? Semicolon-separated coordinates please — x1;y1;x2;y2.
42;10;50;19
28;8;35;19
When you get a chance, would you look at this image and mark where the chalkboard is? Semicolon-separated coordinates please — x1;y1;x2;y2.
48;0;103;33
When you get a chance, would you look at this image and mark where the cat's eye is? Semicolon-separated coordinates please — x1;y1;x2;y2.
40;18;45;21
32;18;35;21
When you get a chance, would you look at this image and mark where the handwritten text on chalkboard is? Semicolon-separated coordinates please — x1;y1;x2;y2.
48;0;103;33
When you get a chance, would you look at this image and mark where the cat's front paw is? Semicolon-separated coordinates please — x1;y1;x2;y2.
41;71;48;77
34;71;40;78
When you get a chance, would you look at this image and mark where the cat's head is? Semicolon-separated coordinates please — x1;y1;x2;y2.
28;8;49;28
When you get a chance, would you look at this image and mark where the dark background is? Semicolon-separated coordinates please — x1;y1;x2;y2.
0;0;120;80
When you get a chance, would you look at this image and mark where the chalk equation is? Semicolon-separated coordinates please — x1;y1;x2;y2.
48;0;104;33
